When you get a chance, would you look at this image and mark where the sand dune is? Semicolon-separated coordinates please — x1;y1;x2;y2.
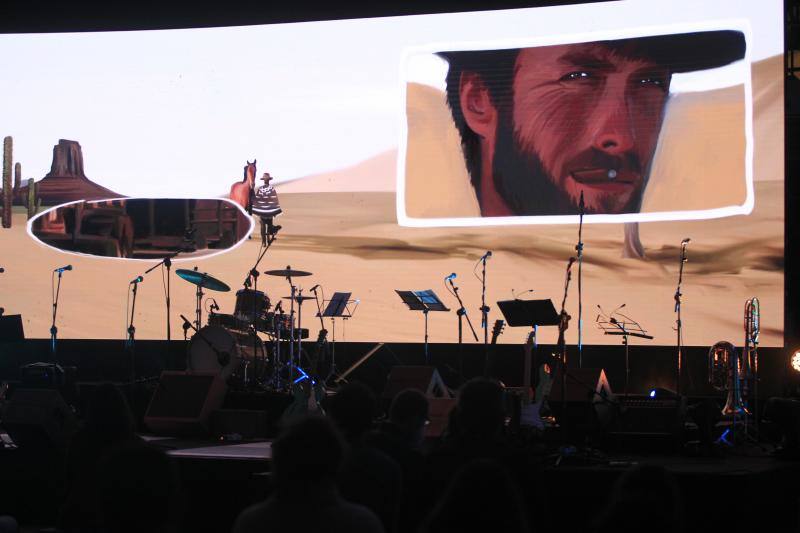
275;150;397;193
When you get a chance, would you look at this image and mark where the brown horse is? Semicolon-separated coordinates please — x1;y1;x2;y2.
229;160;257;213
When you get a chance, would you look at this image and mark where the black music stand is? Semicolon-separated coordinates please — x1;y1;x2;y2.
0;315;24;342
597;313;653;396
319;291;357;383
396;289;449;363
497;299;560;383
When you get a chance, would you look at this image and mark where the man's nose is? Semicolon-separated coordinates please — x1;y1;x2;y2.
591;92;635;155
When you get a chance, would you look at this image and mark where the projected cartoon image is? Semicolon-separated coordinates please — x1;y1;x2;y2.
30;198;252;259
401;30;751;224
438;31;746;217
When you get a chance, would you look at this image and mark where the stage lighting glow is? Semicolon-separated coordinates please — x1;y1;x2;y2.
791;351;800;372
649;389;657;398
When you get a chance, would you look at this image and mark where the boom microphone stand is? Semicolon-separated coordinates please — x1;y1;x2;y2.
674;238;690;396
575;191;585;368
479;251;492;376
447;273;479;385
145;249;183;341
50;265;72;362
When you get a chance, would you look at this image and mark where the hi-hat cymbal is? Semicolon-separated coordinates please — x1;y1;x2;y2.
282;295;317;302
176;269;231;292
264;268;312;277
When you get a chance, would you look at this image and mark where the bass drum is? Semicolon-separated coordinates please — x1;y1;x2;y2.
188;325;241;379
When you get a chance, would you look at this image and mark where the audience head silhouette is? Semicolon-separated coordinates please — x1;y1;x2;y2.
97;443;182;533
389;388;429;443
456;378;506;440
272;415;345;488
85;382;135;438
421;458;528;533
327;382;377;440
595;463;684;533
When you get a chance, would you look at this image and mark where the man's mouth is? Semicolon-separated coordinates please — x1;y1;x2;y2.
570;168;637;185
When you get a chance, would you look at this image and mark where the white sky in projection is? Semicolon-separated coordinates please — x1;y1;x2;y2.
0;0;782;199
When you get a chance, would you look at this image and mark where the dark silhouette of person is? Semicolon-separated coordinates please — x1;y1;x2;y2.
365;389;431;533
428;378;549;530
232;415;384;533
59;383;143;531
439;31;746;216
326;382;402;533
96;443;183;533
593;463;684;533
419;458;529;533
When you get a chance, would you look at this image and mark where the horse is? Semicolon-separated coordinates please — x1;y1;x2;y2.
229;159;257;213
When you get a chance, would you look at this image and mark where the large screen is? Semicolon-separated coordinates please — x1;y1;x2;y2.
0;0;784;346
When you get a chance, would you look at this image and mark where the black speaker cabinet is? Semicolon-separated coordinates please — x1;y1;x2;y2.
2;388;77;450
382;366;451;400
144;371;227;436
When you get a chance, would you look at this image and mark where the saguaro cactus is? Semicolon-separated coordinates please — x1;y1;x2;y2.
26;178;40;219
13;162;21;200
2;136;11;228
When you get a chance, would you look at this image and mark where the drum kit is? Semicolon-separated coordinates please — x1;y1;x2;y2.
177;265;323;391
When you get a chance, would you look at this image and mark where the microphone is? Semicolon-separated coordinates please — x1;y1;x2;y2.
579;190;585;213
129;275;143;284
310;284;320;292
445;273;457;281
681;238;691;245
210;299;220;312
481;251;492;261
54;265;72;273
0;267;4;273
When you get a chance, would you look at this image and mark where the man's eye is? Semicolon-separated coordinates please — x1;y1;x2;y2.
560;71;592;81
638;76;667;89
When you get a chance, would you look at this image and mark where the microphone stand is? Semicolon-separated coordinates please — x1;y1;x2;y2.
449;277;479;385
674;241;688;396
575;192;585;368
126;278;142;424
480;255;490;376
557;258;575;426
50;270;66;362
245;227;279;385
145;249;183;342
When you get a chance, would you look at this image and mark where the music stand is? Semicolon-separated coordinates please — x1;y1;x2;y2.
0;315;24;342
396;289;449;363
596;311;652;396
497;299;560;385
319;291;357;383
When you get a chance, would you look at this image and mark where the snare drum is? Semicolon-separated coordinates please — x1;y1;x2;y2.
234;289;271;322
188;325;241;379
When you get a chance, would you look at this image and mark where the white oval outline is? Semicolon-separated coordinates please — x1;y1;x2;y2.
26;196;256;262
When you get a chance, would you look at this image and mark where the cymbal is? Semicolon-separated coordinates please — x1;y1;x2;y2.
176;269;231;292
282;296;317;302
264;268;312;277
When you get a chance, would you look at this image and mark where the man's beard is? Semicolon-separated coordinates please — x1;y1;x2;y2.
490;115;644;216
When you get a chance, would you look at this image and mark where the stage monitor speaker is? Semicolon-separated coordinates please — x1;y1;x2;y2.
609;394;688;451
382;366;451;400
144;371;227;436
1;388;77;450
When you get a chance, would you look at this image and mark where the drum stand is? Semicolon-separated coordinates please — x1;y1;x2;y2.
194;280;205;330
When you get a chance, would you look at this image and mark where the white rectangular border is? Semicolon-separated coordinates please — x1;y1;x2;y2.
396;18;754;227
